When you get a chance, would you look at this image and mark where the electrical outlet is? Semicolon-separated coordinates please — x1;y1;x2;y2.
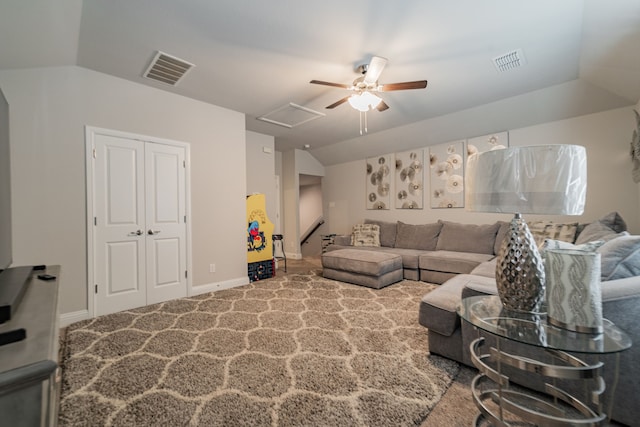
209;263;216;273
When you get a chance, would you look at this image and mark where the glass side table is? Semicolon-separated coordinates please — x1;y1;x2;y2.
458;295;632;426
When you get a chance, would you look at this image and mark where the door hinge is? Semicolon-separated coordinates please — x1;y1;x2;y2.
94;284;98;294
183;160;186;168
94;217;97;226
184;215;187;223
92;148;96;159
185;271;188;279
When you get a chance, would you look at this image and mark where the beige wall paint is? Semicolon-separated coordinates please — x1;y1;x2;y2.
0;66;247;316
323;107;640;235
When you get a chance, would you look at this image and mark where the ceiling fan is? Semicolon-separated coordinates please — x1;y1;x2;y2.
310;56;428;113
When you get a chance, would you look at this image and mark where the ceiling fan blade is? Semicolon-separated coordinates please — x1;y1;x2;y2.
326;96;350;109
376;100;389;112
363;56;388;85
380;80;428;91
310;80;351;89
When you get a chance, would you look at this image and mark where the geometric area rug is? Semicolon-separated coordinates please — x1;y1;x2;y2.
58;270;460;426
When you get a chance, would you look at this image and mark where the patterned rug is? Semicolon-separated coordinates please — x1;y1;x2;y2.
58;270;460;426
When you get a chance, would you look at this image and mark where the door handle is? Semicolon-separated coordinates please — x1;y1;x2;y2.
148;230;161;235
128;230;143;236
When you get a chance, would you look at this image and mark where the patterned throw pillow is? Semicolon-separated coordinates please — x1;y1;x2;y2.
545;247;603;332
351;224;380;247
541;238;604;254
528;221;579;248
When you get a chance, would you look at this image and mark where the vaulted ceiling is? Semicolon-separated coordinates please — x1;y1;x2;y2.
1;0;639;164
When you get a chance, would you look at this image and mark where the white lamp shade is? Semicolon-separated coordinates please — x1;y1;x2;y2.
465;145;587;215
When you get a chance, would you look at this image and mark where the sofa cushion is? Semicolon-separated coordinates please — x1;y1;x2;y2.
419;274;496;336
321;249;401;276
470;258;496;278
419;251;495;274
395;221;442;251
375;247;423;270
435;220;500;255
351;223;380;247
575;211;628;245
364;218;397;247
598;234;640;281
528;221;579;247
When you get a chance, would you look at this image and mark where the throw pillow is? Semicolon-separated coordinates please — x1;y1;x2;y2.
351;223;380;247
540;239;605;260
435;220;500;255
545;247;603;333
394;221;442;251
597;233;640;281
364;218;397;247
528;221;578;248
575;211;628;245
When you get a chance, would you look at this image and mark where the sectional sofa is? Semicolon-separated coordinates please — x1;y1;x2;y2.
325;213;640;426
325;218;508;283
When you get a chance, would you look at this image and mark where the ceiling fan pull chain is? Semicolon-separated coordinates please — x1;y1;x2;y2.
359;111;363;135
364;110;368;134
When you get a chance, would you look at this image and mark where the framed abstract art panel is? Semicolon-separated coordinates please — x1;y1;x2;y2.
366;154;392;210
429;141;465;208
394;149;424;209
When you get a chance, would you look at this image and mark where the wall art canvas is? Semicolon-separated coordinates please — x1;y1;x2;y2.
429;141;465;208
394;149;424;209
466;131;509;158
366;154;392;210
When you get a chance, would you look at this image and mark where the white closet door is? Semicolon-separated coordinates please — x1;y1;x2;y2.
94;134;146;315
145;143;187;304
93;134;188;316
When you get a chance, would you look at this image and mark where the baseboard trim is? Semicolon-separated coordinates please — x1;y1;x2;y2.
60;277;251;326
190;276;250;296
60;309;91;328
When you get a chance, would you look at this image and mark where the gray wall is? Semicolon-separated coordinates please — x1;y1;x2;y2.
323;106;640;235
0;88;10;269
246;131;278;230
0;66;248;317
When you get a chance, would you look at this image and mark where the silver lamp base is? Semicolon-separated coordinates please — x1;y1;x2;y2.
495;213;546;312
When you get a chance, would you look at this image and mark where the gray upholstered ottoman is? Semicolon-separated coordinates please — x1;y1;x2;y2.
321;248;403;289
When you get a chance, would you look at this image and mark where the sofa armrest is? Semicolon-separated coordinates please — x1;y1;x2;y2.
601;275;640;301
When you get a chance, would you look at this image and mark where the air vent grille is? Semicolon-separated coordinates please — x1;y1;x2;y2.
257;103;325;128
144;51;194;86
493;49;526;72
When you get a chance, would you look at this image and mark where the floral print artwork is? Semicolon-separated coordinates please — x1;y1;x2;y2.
366;154;392;209
429;141;465;208
394;150;424;209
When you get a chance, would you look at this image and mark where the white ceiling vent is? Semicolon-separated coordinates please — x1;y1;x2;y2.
143;51;194;86
493;49;526;72
257;103;325;128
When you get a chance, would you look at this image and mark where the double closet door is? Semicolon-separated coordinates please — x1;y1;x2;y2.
92;132;188;316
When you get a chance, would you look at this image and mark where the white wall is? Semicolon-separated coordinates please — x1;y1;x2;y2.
323;107;640;235
0;66;248;316
281;149;325;258
299;182;323;235
246;131;278;229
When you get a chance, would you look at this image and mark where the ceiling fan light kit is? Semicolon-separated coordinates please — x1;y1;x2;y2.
310;56;427;134
348;91;383;112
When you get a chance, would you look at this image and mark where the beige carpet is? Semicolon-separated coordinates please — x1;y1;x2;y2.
58;270;460;426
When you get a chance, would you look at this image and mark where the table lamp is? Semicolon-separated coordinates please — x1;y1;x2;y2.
465;145;587;312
